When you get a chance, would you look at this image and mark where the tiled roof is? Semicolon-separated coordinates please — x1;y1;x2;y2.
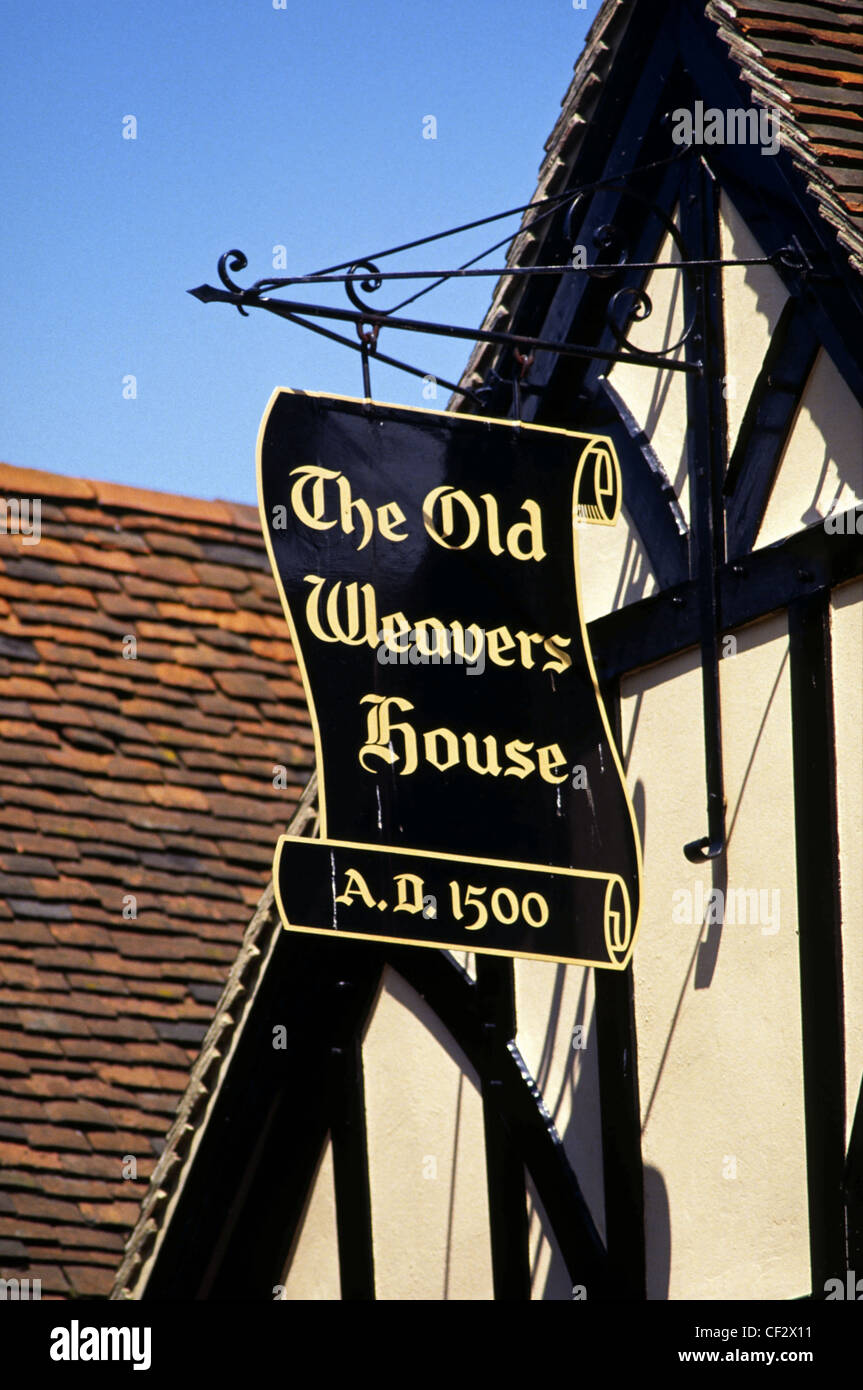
111;774;320;1300
0;464;312;1297
708;0;863;267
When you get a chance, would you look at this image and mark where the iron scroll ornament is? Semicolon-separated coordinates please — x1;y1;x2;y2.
257;391;643;969
561;183;699;362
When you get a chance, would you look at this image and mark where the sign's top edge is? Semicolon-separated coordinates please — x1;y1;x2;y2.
264;387;611;443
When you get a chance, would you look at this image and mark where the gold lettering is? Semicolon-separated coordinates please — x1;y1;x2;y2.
377;500;408;543
542;635;572;675
514;630;543;668
463;733;501;777
288;468;404;550
538;743;568;784
335;868;377;908
303;574;334;642
336;474;373;551
358;694;418;775
414;618;449;661
487;626;516;667
480;494;504;555
379;611;411;655
303;583;572;680
356;699;569;785
425;486;546;561
423;486;480;551
504;739;535;779
423;727;459;770
449;621;485;667
394;872;425;914
289;465;340;532
303;575;378;646
325;581;373;646
506;499;546;562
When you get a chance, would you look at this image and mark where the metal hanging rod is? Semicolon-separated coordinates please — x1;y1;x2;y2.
227;251;795;294
190;271;702;376
189;151;814;400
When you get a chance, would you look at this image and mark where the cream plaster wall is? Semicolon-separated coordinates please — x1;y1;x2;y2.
757;349;863;548
623;617;809;1300
282;1139;340;1300
716;195;863;550
575;507;658;624
719;193;788;452
362;967;493;1300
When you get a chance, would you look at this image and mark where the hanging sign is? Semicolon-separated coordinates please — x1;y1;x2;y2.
257;390;642;968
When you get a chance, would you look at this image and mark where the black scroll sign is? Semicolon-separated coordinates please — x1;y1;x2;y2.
257;390;642;969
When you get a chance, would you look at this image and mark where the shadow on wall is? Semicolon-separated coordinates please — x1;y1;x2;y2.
526;761;671;1299
796;353;863;528
532;1153;671;1300
524;939;672;1297
528;961;605;1300
735;214;862;531
644;1165;671;1300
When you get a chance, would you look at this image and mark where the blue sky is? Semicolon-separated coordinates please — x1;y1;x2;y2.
2;0;594;504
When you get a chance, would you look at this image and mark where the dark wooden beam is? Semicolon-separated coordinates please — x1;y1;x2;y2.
594;678;646;1301
725;299;820;560
330;1018;376;1300
589;507;863;682
475;955;531;1300
788;592;846;1293
518;21;683;422
597;379;689;591
141;933;384;1300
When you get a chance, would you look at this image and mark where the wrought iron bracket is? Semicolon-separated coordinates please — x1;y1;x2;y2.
189;256;704;387
188;171;809;400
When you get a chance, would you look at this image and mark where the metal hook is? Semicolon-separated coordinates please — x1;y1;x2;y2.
512;349;534;420
514;349;534;378
356;321;379;399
